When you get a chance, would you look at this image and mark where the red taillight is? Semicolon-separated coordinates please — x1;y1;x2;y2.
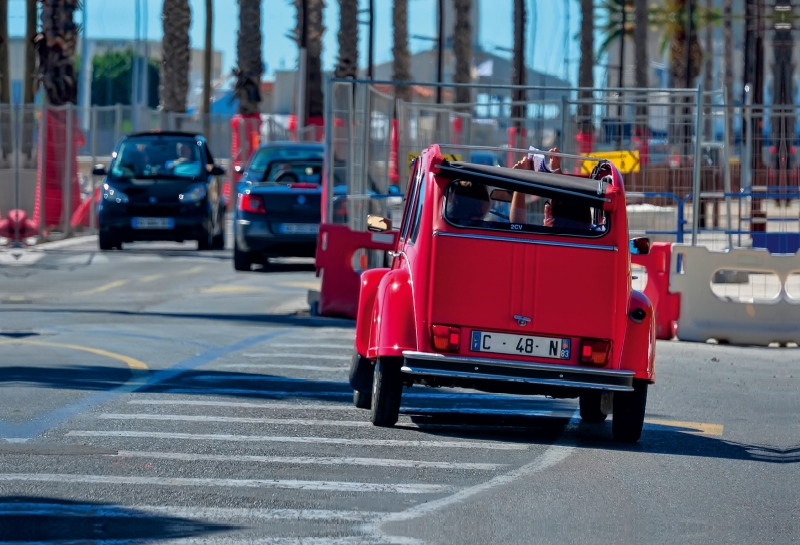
431;325;461;353
239;193;265;213
580;339;611;365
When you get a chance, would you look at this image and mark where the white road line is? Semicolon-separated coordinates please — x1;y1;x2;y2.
241;353;351;360
260;344;354;350
115;450;505;470
0;502;382;522
403;408;552;417
67;430;529;450
218;364;350;371
159;388;542;401
0;474;447;494
0;540;397;545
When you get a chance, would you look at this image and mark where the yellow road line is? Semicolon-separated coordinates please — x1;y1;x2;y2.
200;286;274;294
138;274;164;283
0;339;148;371
78;280;129;296
645;418;724;437
279;281;321;290
177;265;206;276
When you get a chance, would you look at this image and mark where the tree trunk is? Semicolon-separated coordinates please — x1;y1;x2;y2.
36;0;80;106
0;0;9;105
633;0;648;89
334;0;358;79
722;0;733;146
202;0;213;121
21;0;37;160
305;0;326;120
511;0;525;146
703;0;713;139
578;0;594;133
452;0;472;107
234;0;262;116
392;0;411;100
160;0;192;113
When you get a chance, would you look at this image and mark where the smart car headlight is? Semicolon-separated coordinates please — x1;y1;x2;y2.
102;183;129;203
179;183;207;203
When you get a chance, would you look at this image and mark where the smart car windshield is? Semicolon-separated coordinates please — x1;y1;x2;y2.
444;179;609;237
111;137;202;180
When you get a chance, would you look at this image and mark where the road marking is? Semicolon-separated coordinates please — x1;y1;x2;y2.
114;450;505;470
267;343;354;350
177;265;206;275
158;387;548;401
0;502;384;522
402;408;552;417
67;430;529;450
645;418;724;437
138;274;164;283
0;474;447;494
200;286;274;293
190;375;343;384
241;353;351;360
77;279;129;295
0;340;148;371
278;281;322;289
219;364;350;371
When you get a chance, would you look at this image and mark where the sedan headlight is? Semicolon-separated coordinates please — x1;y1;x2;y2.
102;183;129;203
179;183;208;203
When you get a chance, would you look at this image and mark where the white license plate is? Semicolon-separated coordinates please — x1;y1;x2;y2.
470;331;571;360
132;217;175;230
279;223;319;235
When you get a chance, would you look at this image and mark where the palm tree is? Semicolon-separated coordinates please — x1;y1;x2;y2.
0;0;11;164
511;0;525;147
392;0;411;100
35;0;79;106
160;0;192;113
633;0;648;89
306;0;326;120
578;0;594;140
202;0;213;133
334;0;358;79
21;0;37;160
597;0;634;89
721;0;733;147
234;0;262;116
452;0;472;107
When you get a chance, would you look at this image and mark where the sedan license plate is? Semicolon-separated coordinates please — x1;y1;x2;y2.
132;217;175;230
279;223;319;235
470;331;571;360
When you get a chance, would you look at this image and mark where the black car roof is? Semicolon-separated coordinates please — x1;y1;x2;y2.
439;160;610;205
126;131;204;140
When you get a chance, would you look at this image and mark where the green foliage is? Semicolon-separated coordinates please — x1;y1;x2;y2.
90;50;160;107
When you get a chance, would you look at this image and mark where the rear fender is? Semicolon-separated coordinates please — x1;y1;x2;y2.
355;268;390;357
368;268;417;359
619;290;656;382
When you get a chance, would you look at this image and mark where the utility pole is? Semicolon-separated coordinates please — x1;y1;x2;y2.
436;0;444;104
367;0;374;79
685;0;694;89
297;0;308;130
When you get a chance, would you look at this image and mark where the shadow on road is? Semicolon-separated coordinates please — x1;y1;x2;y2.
0;365;132;391
0;497;235;541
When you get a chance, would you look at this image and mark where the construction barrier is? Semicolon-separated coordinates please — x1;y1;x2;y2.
631;242;680;340
315;224;398;319
669;244;800;345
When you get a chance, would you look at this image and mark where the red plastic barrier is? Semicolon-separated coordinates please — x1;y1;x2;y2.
631;242;680;340
0;209;39;240
315;224;398;319
230;113;261;184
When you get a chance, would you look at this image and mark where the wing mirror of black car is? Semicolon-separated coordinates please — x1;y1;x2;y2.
92;165;107;176
490;189;513;203
630;237;651;255
210;165;226;176
367;215;392;233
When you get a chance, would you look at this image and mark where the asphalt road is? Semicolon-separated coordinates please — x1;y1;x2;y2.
0;237;797;544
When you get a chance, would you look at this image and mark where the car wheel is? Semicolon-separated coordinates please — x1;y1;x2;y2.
353;390;371;409
579;391;608;423
98;231;119;251
212;227;225;250
233;242;252;271
349;353;374;392
197;228;213;251
370;357;403;427
612;380;648;443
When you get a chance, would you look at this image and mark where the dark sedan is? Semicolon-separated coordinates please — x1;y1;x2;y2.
95;132;227;251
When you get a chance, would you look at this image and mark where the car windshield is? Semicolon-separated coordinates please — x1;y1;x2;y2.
111;137;202;180
443;179;609;237
248;148;324;176
262;160;323;184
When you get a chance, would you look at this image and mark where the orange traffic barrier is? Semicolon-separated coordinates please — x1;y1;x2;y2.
632;242;680;340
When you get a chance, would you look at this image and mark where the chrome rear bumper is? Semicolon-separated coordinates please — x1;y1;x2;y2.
401;351;635;392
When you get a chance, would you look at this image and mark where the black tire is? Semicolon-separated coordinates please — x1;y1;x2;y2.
579;391;608;423
212;226;225;250
197;227;213;251
98;231;118;251
612;380;648;443
353;390;371;409
370;357;403;427
233;242;252;271
349;353;374;392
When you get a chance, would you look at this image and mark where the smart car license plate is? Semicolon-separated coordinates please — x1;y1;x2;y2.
470;331;571;360
132;217;175;230
279;223;319;235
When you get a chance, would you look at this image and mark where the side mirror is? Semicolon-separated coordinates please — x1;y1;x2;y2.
489;188;513;203
367;215;392;233
210;165;226;176
630;237;651;255
92;165;107;176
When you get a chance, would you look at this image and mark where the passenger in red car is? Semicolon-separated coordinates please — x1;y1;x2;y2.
446;181;491;221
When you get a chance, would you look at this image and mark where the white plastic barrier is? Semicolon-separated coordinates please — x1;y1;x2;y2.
670;244;800;345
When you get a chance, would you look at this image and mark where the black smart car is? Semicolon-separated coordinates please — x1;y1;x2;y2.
94;131;227;251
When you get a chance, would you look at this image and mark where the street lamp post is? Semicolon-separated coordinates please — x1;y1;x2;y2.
436;0;444;104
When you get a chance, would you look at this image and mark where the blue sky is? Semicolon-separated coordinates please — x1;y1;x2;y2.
8;0;582;84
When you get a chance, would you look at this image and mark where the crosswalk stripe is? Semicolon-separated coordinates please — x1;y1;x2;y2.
158;388;541;401
218;364;350;371
0;474;448;494
250;344;353;350
115;450;505;470
241;353;351;360
99;413;372;427
0;502;383;522
66;430;529;450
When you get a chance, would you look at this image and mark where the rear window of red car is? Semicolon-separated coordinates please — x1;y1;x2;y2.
443;180;609;237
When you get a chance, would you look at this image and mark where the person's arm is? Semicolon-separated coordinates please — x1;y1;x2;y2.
548;147;562;173
510;157;532;223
